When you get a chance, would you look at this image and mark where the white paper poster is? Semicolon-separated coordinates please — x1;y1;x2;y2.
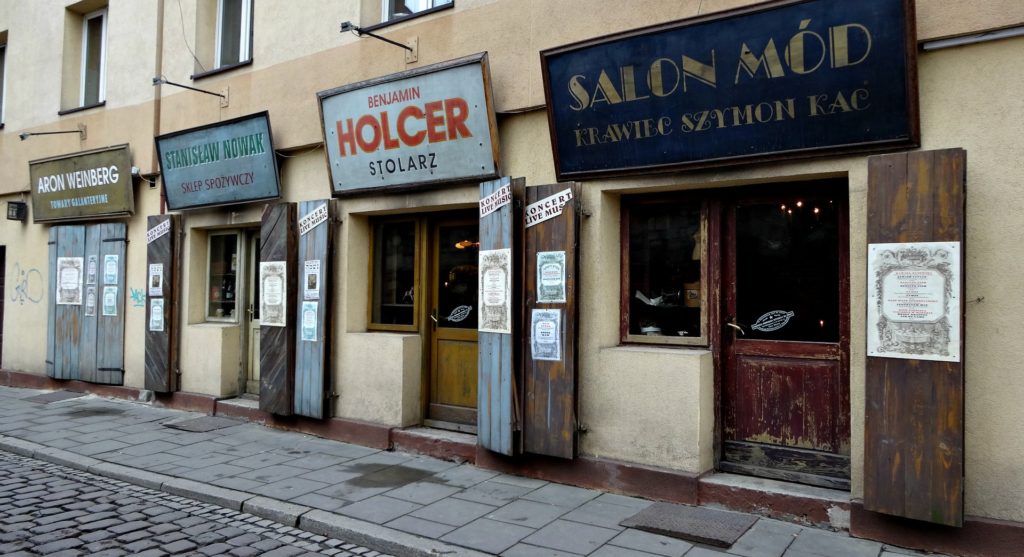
301;301;318;341
479;184;511;218
867;241;961;362
56;257;83;305
103;254;119;284
260;261;287;327
86;255;98;285
299;203;329;236
536;251;566;304
531;309;562;361
84;286;97;316
146;219;171;243
303;260;321;301
148;264;164;297
478;248;512;334
102;286;118;316
525;188;573;228
149;298;165;332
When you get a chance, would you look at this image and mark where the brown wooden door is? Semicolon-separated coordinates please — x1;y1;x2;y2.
428;220;479;431
721;184;851;490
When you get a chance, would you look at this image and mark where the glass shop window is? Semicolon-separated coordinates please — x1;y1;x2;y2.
207;232;240;321
623;201;707;345
371;220;417;328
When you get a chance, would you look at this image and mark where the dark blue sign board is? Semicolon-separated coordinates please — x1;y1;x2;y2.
541;0;918;179
156;112;281;211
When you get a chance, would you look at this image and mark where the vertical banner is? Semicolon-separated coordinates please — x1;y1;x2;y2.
260;203;297;415
294;200;333;420
864;149;966;527
477;177;523;456
523;183;580;459
145;214;180;393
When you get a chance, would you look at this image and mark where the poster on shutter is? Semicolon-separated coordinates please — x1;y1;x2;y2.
867;241;961;362
149;298;165;332
531;308;562;361
537;251;566;303
85;286;97;316
56;257;84;305
301;301;318;341
478;248;511;334
102;286;118;316
86;255;98;285
260;261;287;327
303;260;321;301
103;254;119;284
148;264;164;297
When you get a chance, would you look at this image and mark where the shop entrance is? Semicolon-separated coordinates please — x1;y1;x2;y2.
720;184;850;490
244;232;261;395
427;219;479;432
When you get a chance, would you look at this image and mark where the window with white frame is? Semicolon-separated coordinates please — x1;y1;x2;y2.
383;0;452;23
0;39;7;124
80;8;107;106
216;0;252;69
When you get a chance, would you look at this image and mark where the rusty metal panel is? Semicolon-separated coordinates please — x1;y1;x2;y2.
260;202;297;415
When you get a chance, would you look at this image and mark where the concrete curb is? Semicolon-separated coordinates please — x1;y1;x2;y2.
0;434;485;557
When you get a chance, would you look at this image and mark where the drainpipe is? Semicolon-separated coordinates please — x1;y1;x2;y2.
153;0;166;215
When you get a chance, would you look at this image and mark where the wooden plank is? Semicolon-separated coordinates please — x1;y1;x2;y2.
54;225;85;381
293;200;332;419
45;228;57;378
864;148;965;527
260;202;297;416
145;215;179;393
522;182;579;459
77;225;101;382
93;223;126;385
477;177;522;456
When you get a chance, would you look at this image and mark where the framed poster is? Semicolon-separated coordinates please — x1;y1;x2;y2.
867;241;961;362
260;261;287;327
103;254;119;284
303;260;321;301
148;264;164;297
102;286;118;316
478;248;512;334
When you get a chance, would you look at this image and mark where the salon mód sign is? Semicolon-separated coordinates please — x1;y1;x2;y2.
541;0;918;178
318;53;499;195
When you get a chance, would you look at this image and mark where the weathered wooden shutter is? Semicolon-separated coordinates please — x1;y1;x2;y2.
260;202;297;415
864;149;966;526
145;215;180;393
293;200;332;419
523;183;580;459
47;223;126;385
477;177;524;456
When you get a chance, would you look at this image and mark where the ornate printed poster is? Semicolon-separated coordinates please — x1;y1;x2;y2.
301;301;318;341
84;286;97;316
478;248;512;334
102;286;118;316
867;242;961;362
531;309;562;361
260;261;287;327
536;251;566;303
103;254;119;284
56;257;83;305
303;260;321;301
149;298;165;332
148;264;164;297
86;255;98;285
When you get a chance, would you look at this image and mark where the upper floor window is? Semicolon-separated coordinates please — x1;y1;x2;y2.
0;38;7;125
80;9;107;106
216;0;252;69
384;0;451;21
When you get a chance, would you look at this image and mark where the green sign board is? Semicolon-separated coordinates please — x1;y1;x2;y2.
30;145;135;223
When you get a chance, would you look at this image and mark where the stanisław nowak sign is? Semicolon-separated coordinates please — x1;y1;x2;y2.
30;145;134;223
541;0;918;179
318;53;500;195
156;112;281;211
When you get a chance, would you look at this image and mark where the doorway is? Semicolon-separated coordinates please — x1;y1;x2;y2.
720;183;850;490
426;219;479;432
244;231;261;395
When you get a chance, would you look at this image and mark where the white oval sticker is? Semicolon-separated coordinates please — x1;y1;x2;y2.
751;310;795;332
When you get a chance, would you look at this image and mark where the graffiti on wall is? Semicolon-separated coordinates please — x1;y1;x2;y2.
129;288;146;308
9;263;44;305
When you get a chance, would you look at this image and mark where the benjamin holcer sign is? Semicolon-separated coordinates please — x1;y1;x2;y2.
541;0;919;179
318;53;500;195
30;145;135;223
156;112;281;211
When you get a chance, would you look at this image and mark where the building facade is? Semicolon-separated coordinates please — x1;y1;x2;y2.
1;1;1023;554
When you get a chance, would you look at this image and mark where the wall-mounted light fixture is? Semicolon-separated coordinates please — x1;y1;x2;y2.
340;21;413;53
6;201;28;222
19;123;87;141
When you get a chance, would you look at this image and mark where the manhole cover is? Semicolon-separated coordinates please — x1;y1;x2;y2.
620;502;757;548
24;391;85;404
164;416;243;432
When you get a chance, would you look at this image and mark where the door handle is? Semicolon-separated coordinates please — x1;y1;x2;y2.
429;309;438;325
726;316;745;336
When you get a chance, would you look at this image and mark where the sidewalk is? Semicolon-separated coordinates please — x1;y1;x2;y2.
0;386;934;557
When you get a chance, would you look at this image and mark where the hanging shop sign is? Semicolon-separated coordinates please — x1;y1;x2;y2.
30;145;134;223
156;112;281;211
318;53;500;195
541;0;918;179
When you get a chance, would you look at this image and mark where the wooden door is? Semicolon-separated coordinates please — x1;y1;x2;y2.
245;233;261;395
428;219;479;431
721;184;851;489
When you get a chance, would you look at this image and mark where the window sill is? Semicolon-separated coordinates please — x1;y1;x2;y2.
58;101;106;116
361;3;454;33
621;334;709;348
367;323;418;333
192;59;253;81
607;344;712;356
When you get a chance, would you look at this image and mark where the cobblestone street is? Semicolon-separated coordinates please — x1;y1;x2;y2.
0;451;392;557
